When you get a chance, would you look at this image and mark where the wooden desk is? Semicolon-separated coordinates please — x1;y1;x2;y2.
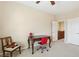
28;35;52;54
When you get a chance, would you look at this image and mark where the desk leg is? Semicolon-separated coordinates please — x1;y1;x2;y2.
49;37;51;48
32;43;34;54
28;38;30;49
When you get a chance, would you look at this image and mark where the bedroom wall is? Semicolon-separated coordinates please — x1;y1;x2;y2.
0;2;52;49
0;4;4;53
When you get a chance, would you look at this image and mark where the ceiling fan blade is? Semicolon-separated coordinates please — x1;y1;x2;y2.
50;1;55;5
36;1;40;4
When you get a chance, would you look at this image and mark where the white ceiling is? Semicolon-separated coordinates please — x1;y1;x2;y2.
19;1;79;16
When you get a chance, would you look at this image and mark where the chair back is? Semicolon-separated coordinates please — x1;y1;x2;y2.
0;36;12;50
41;37;48;45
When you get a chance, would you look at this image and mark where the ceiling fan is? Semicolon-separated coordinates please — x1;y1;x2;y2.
36;1;55;6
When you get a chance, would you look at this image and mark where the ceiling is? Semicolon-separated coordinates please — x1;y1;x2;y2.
19;1;79;16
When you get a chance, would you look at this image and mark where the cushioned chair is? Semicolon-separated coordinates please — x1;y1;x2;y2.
0;36;21;57
37;37;48;53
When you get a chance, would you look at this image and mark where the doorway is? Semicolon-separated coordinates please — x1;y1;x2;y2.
58;21;64;40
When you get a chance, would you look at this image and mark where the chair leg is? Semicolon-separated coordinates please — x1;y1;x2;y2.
37;46;41;51
41;47;44;53
47;49;48;51
41;46;48;53
3;51;5;57
10;52;13;57
19;47;21;54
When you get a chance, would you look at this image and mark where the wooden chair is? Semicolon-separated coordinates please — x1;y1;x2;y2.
0;36;21;57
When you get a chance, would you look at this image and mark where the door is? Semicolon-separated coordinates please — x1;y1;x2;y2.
67;18;79;45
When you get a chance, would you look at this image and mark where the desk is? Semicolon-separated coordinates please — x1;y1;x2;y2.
28;35;52;54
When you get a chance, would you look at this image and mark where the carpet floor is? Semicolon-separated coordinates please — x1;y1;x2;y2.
1;39;79;57
17;39;79;57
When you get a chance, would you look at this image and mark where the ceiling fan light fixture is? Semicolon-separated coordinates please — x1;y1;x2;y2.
36;1;40;4
36;1;55;6
50;1;55;5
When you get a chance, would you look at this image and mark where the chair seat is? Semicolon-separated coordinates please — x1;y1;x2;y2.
37;37;48;53
4;45;20;52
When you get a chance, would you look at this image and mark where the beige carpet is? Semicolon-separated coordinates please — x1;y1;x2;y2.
17;39;79;57
1;39;79;57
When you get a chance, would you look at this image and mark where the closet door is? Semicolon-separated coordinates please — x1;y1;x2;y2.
67;18;79;45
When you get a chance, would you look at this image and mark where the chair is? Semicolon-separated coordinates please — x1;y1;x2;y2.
0;36;21;57
37;37;48;53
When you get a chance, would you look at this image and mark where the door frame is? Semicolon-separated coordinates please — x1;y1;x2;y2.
52;20;67;42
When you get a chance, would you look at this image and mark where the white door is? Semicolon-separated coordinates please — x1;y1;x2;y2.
52;21;58;41
67;18;79;45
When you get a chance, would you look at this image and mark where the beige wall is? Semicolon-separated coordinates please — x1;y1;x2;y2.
58;21;64;31
0;2;52;49
0;3;4;52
